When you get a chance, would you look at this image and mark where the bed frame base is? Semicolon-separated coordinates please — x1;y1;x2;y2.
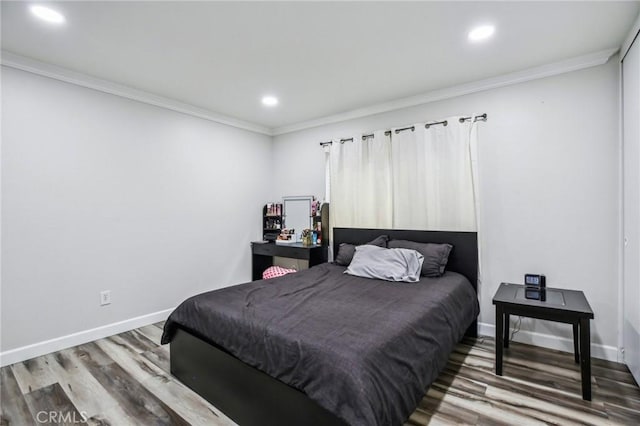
171;327;346;426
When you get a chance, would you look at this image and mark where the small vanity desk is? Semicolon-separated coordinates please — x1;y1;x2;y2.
251;242;328;281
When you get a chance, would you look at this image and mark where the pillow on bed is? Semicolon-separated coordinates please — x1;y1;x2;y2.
387;240;453;277
345;245;424;282
262;265;296;280
335;235;389;266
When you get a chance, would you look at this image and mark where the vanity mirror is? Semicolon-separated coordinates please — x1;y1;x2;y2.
282;196;313;242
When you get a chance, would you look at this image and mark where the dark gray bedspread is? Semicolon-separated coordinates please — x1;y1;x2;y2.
161;263;479;426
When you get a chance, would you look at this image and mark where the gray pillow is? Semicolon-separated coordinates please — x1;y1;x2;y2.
387;240;453;277
345;245;423;282
335;235;389;266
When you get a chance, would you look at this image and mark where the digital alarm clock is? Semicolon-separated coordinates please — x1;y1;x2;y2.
524;273;546;301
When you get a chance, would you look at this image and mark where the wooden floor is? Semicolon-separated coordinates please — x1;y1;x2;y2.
1;323;639;425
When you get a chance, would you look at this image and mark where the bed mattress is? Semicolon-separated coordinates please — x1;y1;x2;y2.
162;262;478;426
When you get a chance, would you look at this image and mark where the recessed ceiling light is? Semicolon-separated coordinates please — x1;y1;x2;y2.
262;96;278;107
30;5;66;24
468;25;495;42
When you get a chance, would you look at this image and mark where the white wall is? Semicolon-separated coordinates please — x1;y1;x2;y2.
1;67;271;357
271;58;621;360
1;56;623;363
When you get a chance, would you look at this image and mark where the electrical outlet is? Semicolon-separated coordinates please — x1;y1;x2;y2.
100;290;111;306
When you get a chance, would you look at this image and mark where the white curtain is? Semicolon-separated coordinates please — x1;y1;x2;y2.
329;130;393;229
391;118;478;231
328;116;479;233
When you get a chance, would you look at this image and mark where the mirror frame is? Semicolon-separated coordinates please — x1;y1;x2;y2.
282;195;313;241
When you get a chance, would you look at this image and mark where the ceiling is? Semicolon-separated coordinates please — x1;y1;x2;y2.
2;1;639;132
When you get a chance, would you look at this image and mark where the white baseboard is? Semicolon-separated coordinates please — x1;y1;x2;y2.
478;322;620;362
0;313;620;367
0;308;174;367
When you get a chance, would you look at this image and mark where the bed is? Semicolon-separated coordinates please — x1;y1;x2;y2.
161;228;478;426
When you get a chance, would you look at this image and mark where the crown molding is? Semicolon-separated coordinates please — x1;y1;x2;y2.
621;12;640;61
0;51;272;136
1;47;619;138
272;47;619;136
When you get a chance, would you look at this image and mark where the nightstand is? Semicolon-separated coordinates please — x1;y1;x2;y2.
492;282;594;400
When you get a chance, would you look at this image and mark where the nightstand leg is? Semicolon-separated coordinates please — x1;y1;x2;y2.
579;318;591;400
573;322;580;363
495;305;504;376
503;313;510;348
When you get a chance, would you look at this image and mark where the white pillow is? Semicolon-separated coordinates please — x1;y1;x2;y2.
344;245;424;283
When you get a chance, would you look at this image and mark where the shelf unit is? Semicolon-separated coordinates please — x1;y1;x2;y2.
262;203;283;240
262;202;329;244
312;203;330;246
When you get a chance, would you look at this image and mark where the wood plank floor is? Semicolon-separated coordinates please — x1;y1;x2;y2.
1;323;639;425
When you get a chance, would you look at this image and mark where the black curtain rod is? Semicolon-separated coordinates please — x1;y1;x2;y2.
318;113;487;146
362;131;392;139
395;126;415;134
425;119;448;129
459;113;487;123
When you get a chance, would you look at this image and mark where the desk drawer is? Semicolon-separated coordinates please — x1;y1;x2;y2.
252;243;279;256
252;243;312;260
273;245;310;260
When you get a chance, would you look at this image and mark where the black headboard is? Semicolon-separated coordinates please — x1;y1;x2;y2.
333;227;478;294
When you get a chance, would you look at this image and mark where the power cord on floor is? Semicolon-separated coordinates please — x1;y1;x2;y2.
510;316;522;340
